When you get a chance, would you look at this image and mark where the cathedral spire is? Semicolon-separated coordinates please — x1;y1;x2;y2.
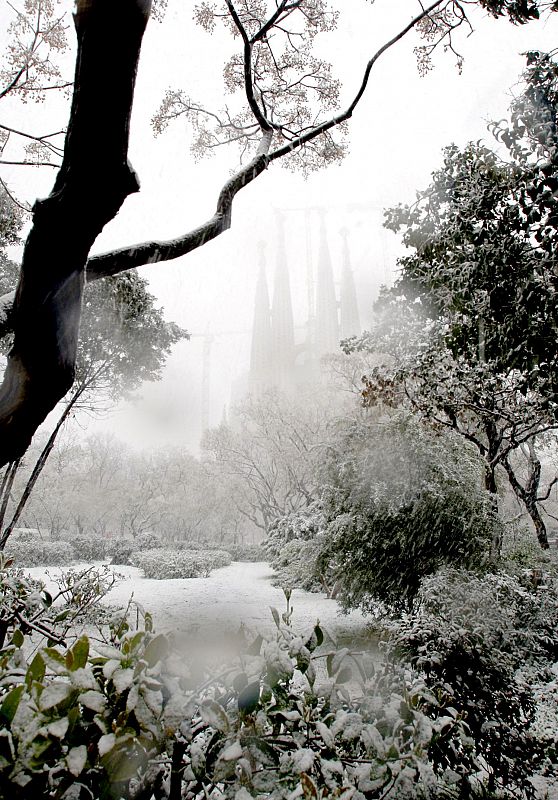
249;241;272;387
339;228;361;340
271;213;295;389
315;213;339;356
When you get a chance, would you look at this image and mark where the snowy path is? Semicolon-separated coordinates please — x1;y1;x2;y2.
105;561;370;639
26;561;375;661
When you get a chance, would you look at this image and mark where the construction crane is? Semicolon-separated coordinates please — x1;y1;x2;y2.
188;328;248;434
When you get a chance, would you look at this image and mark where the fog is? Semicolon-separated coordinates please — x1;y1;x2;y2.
2;0;557;451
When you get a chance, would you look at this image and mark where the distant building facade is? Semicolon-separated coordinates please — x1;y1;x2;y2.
244;215;361;398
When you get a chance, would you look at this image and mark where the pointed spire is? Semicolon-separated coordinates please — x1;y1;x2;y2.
271;213;295;389
339;228;361;340
250;241;273;380
315;213;339;356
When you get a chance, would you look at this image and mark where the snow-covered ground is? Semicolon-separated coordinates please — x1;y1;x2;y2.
26;561;376;664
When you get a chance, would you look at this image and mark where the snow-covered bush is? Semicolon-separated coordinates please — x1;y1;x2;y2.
223;543;265;561
0;573;464;800
133;531;164;551
169;592;482;800
69;534;107;562
386;568;558;795
264;502;332;593
107;537;135;565
4;536;74;567
1;554;553;800
320;483;496;613
131;548;232;579
0;605;174;799
0;554;122;647
268;537;326;593
266;415;498;611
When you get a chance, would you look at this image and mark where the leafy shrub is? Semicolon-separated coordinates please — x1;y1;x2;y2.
501;520;557;571
0;608;175;799
1;552;553;800
266;415;499;611
131;548;232;579
107;538;134;565
170;592;478;800
320;484;496;613
385;568;558;796
0;554;123;648
224;543;265;561
265;502;332;592
133;531;164;551
69;534;107;562
269;537;326;592
4;538;74;567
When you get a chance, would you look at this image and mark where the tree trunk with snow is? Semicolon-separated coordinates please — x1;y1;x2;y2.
0;0;151;467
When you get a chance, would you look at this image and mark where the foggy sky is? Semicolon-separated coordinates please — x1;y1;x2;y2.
2;0;557;451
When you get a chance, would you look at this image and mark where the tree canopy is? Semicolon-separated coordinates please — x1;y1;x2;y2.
0;1;556;465
349;51;558;547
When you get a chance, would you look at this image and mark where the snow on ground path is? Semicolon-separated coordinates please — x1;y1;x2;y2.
106;561;370;639
25;561;375;661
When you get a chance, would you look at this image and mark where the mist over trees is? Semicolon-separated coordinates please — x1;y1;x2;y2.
347;50;558;548
0;0;557;465
0;3;558;799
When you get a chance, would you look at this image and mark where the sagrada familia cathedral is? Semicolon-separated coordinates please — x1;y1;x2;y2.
242;214;362;397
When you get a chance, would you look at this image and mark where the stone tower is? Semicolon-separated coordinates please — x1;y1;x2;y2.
249;242;273;394
270;214;295;390
314;214;340;357
339;228;361;340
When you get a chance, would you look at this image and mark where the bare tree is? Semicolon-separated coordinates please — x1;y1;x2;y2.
0;0;552;468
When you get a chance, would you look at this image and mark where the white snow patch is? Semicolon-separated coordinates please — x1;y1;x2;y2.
25;561;373;664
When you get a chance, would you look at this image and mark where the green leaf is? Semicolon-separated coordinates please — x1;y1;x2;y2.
243;736;279;767
143;634;168;667
39;682;73;711
201;699;230;733
43;648;67;670
238;680;260;715
71;636;90;671
331;648;350;675
104;745;145;782
247;634;263;655
336;667;352;684
11;629;24;648
25;653;46;689
233;672;248;693
0;685;25;723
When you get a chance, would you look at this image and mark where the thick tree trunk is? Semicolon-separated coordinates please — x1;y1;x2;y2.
0;386;84;550
0;0;151;467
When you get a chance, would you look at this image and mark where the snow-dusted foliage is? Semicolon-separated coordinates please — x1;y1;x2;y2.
1;555;557;798
386;566;558;796
347;52;558;548
130;548;232;579
266;412;498;611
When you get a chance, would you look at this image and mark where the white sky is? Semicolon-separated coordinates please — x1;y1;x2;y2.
3;0;558;451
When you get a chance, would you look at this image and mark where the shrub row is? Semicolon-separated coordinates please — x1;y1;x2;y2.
130;548;232;579
4;533;264;567
4;539;74;568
